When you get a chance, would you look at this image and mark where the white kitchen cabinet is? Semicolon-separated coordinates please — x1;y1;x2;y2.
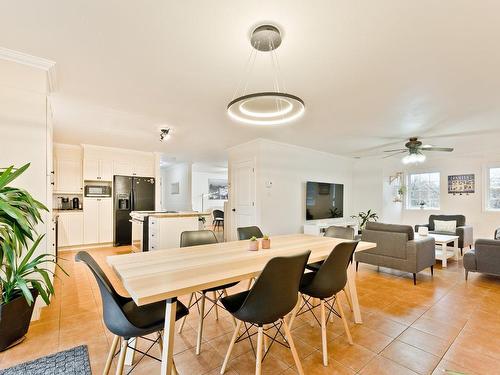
84;159;113;181
113;159;154;177
84;198;113;244
55;158;82;193
58;212;84;247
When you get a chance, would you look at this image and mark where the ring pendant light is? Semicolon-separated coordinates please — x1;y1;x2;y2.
227;24;305;125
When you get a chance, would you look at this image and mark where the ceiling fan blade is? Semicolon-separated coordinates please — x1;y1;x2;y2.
422;147;454;152
382;151;407;159
383;149;407;153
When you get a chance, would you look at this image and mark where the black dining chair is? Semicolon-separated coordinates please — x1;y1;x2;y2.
75;251;189;375
237;226;263;240
289;241;359;367
212;209;224;231
177;230;238;355
220;251;311;375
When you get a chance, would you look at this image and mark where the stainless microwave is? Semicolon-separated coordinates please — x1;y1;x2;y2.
84;185;112;197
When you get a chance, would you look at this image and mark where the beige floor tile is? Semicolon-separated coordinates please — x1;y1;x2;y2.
397;327;451;357
381;340;440;374
360;355;418;375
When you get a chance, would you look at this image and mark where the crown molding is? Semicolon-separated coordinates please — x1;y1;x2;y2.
0;47;58;92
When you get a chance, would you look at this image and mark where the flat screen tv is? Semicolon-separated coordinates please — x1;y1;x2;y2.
306;181;344;220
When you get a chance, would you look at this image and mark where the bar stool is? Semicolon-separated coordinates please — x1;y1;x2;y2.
75;251;189;375
177;230;238;355
289;241;359;367
220;251;311;375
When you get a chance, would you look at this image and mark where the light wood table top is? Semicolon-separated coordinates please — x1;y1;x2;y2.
107;234;376;306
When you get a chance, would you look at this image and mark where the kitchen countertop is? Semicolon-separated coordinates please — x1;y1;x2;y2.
140;211;211;218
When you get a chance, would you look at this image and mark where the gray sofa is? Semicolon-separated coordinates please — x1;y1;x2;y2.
463;230;500;280
415;215;473;255
356;222;436;285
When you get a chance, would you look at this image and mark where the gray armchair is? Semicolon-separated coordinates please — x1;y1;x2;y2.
464;230;500;280
356;222;435;285
415;214;473;255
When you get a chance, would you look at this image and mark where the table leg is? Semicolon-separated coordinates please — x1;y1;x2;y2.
442;243;447;268
160;298;177;375
454;239;459;261
347;261;362;324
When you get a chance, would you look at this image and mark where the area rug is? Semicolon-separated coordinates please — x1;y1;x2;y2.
0;345;91;375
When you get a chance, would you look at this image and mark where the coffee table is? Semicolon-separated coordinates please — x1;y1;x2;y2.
416;233;459;268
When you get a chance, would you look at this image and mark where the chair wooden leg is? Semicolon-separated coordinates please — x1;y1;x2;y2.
220;320;242;374
320;300;328;366
288;293;301;331
196;293;206;355
213;291;219;321
283;318;304;375
104;335;120;375
178;292;194;334
263;325;269;353
256;326;264;375
172;360;179;375
336;297;353;345
343;286;353;312
246;277;254;290
115;338;128;375
223;289;237;327
157;331;163;355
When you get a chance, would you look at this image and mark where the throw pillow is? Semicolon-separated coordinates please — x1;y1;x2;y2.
434;220;457;234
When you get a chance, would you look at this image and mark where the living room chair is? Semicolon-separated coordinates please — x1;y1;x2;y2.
289;241;359;367
237;226;263;240
177;230;238;355
220;251;310;375
463;228;500;280
75;251;189;375
415;214;473;255
212;209;224;231
356;222;435;285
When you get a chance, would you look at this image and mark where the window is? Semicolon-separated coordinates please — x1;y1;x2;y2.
487;167;500;210
406;172;440;209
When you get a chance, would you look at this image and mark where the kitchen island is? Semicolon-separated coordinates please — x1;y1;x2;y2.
130;211;211;251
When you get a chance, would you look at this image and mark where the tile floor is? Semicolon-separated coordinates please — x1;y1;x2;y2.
1;245;500;375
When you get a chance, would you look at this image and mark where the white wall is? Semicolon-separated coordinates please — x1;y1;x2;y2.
161;162;192;211
228;139;355;236
353;150;500;240
191;169;228;212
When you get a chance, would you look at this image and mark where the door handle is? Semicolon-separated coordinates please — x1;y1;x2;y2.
232;208;236;212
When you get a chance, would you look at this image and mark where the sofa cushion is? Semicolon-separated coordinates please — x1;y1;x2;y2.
429;215;465;230
365;222;414;241
434;220;457;234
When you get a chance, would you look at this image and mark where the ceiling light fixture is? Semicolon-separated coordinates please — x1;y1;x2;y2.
160;128;171;142
402;151;426;164
227;24;305;125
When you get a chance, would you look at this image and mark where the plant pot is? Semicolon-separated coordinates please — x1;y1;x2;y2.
248;241;259;251
0;289;38;351
262;239;271;249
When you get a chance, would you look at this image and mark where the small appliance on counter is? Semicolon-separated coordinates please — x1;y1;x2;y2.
61;197;71;210
72;197;80;209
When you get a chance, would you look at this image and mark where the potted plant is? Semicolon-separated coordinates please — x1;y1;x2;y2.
350;209;379;233
262;234;271;249
248;236;259;251
0;164;64;351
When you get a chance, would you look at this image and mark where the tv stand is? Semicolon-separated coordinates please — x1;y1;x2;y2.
303;221;358;236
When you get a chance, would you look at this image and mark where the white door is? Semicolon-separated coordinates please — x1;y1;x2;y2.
98;198;113;243
231;160;256;239
83;198;99;244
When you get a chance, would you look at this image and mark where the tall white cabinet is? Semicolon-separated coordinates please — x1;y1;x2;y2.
83;198;113;244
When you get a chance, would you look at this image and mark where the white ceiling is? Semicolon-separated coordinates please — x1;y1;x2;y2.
2;0;500;162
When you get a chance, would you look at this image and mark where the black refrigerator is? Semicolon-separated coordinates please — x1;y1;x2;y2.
114;175;155;246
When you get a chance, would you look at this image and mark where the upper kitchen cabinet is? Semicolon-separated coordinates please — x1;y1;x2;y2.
53;144;82;193
114;159;154;177
83;158;113;181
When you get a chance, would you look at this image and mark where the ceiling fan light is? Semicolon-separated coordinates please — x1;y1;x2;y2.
416;153;426;163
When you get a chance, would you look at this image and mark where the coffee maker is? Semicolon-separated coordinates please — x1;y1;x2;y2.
72;197;80;210
61;197;71;210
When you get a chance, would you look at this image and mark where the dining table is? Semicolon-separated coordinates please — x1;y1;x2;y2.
107;233;376;374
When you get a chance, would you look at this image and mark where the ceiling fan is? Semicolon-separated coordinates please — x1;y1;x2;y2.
384;137;454;164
